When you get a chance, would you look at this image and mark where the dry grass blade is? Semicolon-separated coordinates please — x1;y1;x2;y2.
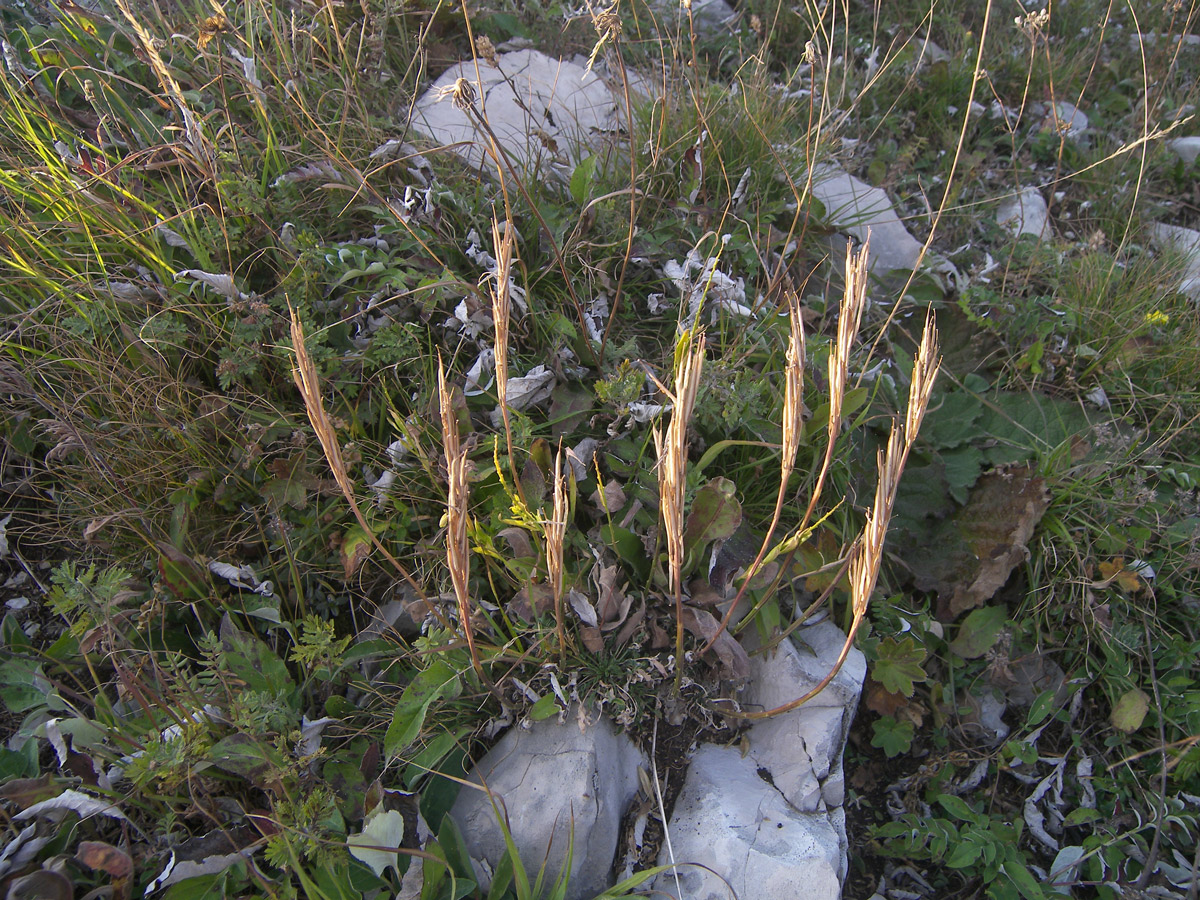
288;306;440;621
490;215;517;475
731;312;939;720
438;355;487;686
545;446;569;659
655;331;706;687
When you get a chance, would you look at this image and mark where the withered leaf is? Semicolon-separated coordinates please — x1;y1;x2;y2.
593;562;632;631
76;840;133;879
911;465;1051;621
680;606;750;680
580;625;604;653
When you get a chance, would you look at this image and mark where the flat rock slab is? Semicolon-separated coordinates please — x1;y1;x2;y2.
740;621;865;825
412;50;621;176
997;186;1050;240
449;710;644;900
652;744;844;900
808;163;925;276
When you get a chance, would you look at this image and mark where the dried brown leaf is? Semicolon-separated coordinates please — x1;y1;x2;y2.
680;606;750;680
76;840;133;878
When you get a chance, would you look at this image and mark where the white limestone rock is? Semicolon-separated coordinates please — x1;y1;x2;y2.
652;744;843;900
1044;101;1089;145
1150;222;1200;302
807;163;925;276
1167;136;1200;166
411;50;622;177
448;710;645;900
997;187;1050;240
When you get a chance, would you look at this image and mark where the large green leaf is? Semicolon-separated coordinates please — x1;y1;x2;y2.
384;660;463;759
218;615;297;708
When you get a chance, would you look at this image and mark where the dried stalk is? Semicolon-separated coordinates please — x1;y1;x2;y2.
490;215;517;476
438;356;487;686
288;307;445;626
698;293;805;655
798;234;871;537
544;446;569;660
730;310;939;720
654;332;706;689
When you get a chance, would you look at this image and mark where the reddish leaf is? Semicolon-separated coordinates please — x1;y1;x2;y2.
76;840;133;878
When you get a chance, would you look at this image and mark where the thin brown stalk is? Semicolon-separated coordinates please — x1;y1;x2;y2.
727;312;939;720
698;293;805;655
288;307;444;626
544;446;569;660
490;215;517;472
438;356;488;687
654;332;706;689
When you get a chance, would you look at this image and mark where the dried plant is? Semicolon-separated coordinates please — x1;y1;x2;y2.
491;215;516;464
699;293;805;655
438;355;487;685
654;331;706;687
544;446;569;660
736;309;940;720
288;307;442;624
799;234;871;534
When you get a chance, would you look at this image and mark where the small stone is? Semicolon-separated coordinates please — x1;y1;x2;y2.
1045;101;1089;144
1167;136;1200;165
806;164;925;277
997;187;1050;240
1150;222;1200;301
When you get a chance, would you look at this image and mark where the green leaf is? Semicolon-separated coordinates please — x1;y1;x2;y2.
348;809;406;879
208;733;288;787
218;615;297;706
1026;688;1059;728
1110;688;1149;733
385;660;462;759
871;716;914;758
936;794;979;823
682;477;742;562
949;606;1007;659
0;657;52;713
1002;858;1049;900
946;839;983;869
920;391;984;450
569;155;597;205
529;694;559;721
872;636;927;696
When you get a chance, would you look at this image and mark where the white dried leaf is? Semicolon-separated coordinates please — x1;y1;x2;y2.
297;715;335;757
464;348;495;396
566;438;598;481
567;588;598;627
15;789;126;823
0;824;47;879
173;269;246;301
502;365;555;411
207;561;273;597
145;848;256;895
627;402;667;423
270;161;344;188
156;221;192;251
43;718;69;767
0;513;9;558
228;48;263;93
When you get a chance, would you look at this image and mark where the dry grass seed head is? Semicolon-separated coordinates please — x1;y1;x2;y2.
490;217;515;411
